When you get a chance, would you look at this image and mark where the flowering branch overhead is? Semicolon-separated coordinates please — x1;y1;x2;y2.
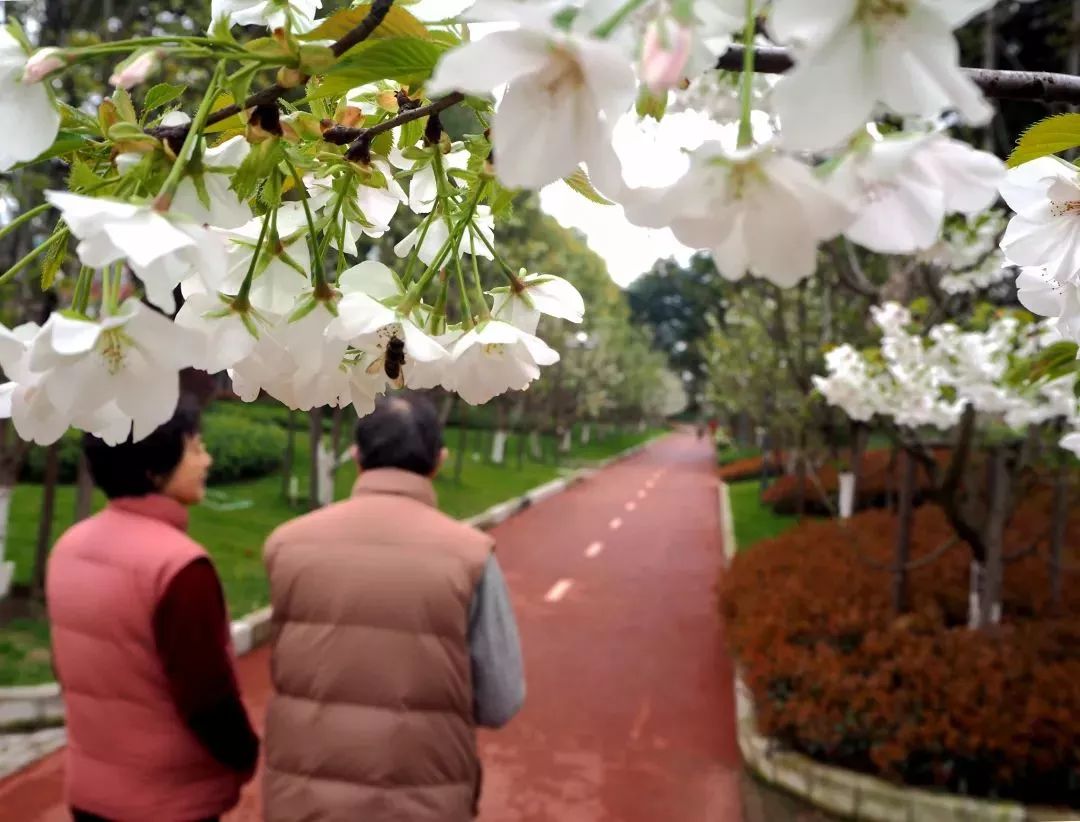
715;45;1080;106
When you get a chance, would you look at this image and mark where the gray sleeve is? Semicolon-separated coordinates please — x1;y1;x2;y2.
468;555;526;729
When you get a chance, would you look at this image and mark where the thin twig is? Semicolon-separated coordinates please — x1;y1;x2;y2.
322;91;465;150
152;0;396;141
716;45;1080;105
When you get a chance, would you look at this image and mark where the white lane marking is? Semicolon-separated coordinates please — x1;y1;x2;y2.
625;501;637;512
645;480;656;490
544;579;574;602
609;517;623;530
585;541;604;558
637;490;647;500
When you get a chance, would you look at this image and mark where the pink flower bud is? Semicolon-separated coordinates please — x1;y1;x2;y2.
109;50;162;90
640;18;693;95
23;48;64;84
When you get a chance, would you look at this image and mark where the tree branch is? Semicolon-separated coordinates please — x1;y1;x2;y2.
152;0;396;141
322;91;465;149
716;45;1080;105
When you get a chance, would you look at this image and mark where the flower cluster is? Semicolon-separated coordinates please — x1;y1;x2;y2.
813;304;1077;436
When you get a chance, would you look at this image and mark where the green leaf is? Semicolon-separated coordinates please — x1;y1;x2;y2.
370;129;393;157
563;167;613;206
311;38;449;100
40;229;69;290
636;86;667;121
1007;340;1080;386
112;87;138;124
300;4;430;43
68;157;104;192
398;116;424;149
142;83;187;115
1008;113;1080;168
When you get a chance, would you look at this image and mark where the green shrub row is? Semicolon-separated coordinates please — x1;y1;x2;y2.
21;411;287;485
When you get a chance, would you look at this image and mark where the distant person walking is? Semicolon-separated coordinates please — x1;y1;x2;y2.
47;396;260;822
262;391;526;822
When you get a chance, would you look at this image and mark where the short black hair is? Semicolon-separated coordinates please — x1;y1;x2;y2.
355;391;443;476
83;394;203;500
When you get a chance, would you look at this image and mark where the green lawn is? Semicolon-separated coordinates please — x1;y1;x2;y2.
727;479;797;553
0;425;664;686
716;444;761;466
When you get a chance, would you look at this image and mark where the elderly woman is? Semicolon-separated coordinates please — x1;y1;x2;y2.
46;396;259;822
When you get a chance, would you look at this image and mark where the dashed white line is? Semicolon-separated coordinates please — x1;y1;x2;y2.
625;501;637;512
637;490;647;500
585;541;604;558
609;517;623;531
544;579;574;602
645;480;656;490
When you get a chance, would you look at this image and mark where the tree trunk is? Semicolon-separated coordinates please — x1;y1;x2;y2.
491;403;508;464
974;448;1008;629
32;443;61;599
453;406;468;482
282;408;297;501
308;408;323;510
893;450;916;615
74;451;94;522
1050;449;1068;610
528;429;542;461
0;485;13;600
794;428;808;519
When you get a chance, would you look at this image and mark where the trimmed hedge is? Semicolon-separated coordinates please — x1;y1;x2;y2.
22;411;287;485
720;497;1080;808
760;448;951;516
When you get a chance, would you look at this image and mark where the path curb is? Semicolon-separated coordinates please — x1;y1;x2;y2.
724;484;1074;822
0;436;657;734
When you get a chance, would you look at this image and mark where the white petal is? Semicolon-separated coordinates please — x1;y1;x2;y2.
339;260;401;300
0;75;61;171
769;0;857;48
401;320;448;363
428;30;552;96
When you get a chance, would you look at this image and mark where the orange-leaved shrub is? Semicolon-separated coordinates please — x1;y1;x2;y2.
720;501;1080;807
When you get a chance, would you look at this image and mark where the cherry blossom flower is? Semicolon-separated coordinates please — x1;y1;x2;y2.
490;273;585;335
22;48;64;84
0;29;61;172
770;0;995;151
394;207;495;266
999;156;1080;285
448;320;560;405
210;0;321;31
428;1;636;190
174;292;269;374
45;191;227;313
172;135;253;230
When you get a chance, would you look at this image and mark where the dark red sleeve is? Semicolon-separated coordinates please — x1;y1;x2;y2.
153;558;260;777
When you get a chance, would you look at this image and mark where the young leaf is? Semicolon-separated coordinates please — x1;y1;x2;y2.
312;38;449;100
68;157;104;192
112;87;138;124
301;4;430;44
40;229;69;290
563;167;613;206
142;83;187;115
1007;113;1080;168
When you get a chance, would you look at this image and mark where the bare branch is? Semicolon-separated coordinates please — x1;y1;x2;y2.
322;92;466;147
153;0;397;141
716;45;1080;105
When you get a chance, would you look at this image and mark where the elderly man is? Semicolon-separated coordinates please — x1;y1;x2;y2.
262;391;525;821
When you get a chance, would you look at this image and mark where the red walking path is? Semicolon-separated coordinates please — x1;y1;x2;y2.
0;432;743;821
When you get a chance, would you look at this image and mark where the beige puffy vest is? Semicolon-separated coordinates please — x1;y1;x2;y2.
263;469;493;822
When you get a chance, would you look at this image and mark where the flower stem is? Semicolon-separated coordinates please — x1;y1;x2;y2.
472;226;523;293
283;156;331;297
592;0;650;38
469;233;491;321
430;271;450;334
737;0;756;149
400;181;487;313
452;253;475;330
235;208;274;307
154;62;226;209
0;203;49;246
0;232;65;289
71;265;95;315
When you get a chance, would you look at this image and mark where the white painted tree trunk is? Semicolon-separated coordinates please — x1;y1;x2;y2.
490;430;508;464
581;424;591;445
529;430;542;460
315;442;335;507
967;561;1002;629
560;429;573;453
0;485;13;600
838;472;856;520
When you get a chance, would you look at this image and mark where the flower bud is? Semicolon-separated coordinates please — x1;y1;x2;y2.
276;66;304;89
23;48;65;84
109;49;163;90
640;18;693;95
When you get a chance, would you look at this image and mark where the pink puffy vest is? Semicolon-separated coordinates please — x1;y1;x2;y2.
46;495;244;821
